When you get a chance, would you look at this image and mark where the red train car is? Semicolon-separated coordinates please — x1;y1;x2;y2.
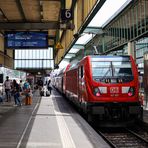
64;55;143;126
55;64;71;93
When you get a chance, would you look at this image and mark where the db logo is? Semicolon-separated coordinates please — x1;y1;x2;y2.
110;87;119;93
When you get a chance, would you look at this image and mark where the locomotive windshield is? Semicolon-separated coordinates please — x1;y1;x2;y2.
91;57;133;83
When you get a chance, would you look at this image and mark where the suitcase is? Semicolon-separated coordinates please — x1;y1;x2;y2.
46;91;50;96
25;96;32;105
40;91;44;96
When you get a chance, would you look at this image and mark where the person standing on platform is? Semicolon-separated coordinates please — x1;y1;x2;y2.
19;80;23;93
12;79;21;106
23;80;30;95
24;79;30;88
37;78;43;91
47;80;52;96
23;79;32;105
4;76;11;102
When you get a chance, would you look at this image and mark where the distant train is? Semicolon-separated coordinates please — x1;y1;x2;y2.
53;55;143;126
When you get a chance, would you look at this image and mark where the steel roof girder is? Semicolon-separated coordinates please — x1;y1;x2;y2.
0;22;59;30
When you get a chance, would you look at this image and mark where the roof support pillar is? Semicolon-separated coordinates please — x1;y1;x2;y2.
128;41;135;59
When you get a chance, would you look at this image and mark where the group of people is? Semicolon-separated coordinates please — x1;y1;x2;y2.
37;78;52;96
1;76;30;106
0;76;52;106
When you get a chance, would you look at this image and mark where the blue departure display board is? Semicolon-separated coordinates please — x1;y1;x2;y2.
5;31;48;49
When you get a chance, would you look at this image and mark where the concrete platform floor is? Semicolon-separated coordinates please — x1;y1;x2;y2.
0;90;110;148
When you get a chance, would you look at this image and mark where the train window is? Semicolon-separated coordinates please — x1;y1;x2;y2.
81;66;84;78
79;66;84;78
91;61;133;83
92;68;112;77
92;61;110;68
112;61;133;77
92;62;112;77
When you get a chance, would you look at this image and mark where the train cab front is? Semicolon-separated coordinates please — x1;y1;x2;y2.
86;56;143;126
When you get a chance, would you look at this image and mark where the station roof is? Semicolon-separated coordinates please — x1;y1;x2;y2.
59;0;130;68
0;0;62;47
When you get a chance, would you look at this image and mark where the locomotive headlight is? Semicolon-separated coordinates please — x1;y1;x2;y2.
122;87;130;93
128;87;135;96
93;87;107;96
94;88;101;96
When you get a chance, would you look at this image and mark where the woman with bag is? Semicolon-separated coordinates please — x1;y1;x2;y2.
23;80;32;105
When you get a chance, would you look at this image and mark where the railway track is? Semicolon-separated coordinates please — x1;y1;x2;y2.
97;126;148;148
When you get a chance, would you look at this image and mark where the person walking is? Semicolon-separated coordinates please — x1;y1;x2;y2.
12;79;21;106
4;76;11;102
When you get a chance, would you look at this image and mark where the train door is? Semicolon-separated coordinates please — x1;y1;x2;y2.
78;66;84;103
61;76;63;92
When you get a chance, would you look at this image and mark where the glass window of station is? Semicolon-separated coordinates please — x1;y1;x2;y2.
136;37;148;71
102;0;148;53
135;37;148;91
14;48;54;69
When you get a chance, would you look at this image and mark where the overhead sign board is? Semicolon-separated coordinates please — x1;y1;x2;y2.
5;31;48;49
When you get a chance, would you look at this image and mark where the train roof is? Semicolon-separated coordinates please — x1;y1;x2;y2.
66;55;132;72
89;55;131;61
68;62;79;71
89;55;130;58
58;64;71;76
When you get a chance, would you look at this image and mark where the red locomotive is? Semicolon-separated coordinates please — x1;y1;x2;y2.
55;55;143;126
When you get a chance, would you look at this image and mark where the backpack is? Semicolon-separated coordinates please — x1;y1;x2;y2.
24;82;30;89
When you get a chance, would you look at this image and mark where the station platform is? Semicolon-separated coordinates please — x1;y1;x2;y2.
143;110;148;124
0;89;110;148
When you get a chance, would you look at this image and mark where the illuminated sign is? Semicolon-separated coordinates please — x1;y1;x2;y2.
5;31;48;49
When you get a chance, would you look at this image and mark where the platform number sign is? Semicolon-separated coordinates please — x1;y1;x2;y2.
61;9;73;21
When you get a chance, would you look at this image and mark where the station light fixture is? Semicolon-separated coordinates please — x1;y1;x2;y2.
75;33;92;45
59;60;69;69
65;54;75;59
68;48;80;54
